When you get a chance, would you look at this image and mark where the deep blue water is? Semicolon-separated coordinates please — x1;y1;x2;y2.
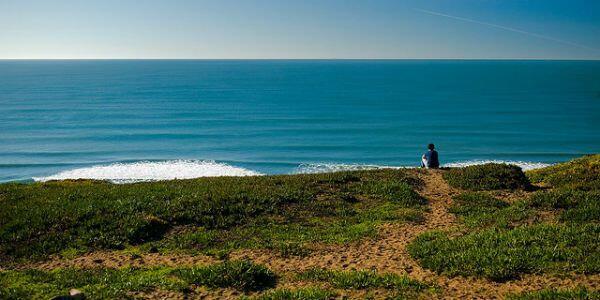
1;60;599;182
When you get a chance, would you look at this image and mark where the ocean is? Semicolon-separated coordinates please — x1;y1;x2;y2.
1;60;599;183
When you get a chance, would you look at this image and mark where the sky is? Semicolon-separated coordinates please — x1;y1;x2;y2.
1;0;599;59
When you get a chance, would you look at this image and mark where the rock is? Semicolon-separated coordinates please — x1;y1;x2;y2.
70;289;83;297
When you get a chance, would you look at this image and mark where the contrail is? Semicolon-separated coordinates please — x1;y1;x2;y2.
415;8;599;53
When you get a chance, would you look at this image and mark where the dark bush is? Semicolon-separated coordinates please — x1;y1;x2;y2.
443;163;530;190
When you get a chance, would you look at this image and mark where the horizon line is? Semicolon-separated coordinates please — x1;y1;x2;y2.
1;58;599;61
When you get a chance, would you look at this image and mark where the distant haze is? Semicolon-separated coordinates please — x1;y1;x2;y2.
1;0;599;59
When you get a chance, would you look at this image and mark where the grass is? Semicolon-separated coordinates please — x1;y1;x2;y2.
151;203;424;258
410;156;600;282
407;224;600;281
3;154;599;298
174;260;276;291
249;287;337;300
507;287;600;300
443;163;530;190
0;267;182;299
526;154;600;190
298;268;430;296
0;260;275;299
0;169;425;261
527;189;600;224
449;192;533;228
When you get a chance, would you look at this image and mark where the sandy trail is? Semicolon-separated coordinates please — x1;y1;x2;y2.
231;170;458;274
229;170;600;299
17;170;600;299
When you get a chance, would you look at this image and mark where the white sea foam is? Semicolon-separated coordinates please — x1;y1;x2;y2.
295;163;404;174
32;159;553;184
33;160;262;183
443;160;552;171
296;160;552;174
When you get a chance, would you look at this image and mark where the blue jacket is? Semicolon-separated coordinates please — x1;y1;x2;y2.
423;150;440;168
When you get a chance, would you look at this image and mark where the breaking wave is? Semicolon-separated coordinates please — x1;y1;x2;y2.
295;160;551;174
294;163;404;174
443;160;552;171
31;159;552;183
33;160;262;183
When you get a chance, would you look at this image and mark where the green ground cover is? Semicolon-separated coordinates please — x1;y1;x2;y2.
3;155;599;298
507;287;600;300
0;169;426;262
0;264;434;300
0;260;275;299
410;155;600;281
448;192;533;228
443;163;530;190
408;224;600;281
248;287;337;300
527;154;600;190
298;268;431;297
528;189;600;223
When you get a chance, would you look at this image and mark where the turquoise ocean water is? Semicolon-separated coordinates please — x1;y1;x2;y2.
1;60;599;183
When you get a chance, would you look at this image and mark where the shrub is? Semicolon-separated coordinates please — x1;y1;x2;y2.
526;154;600;190
174;260;276;291
408;224;600;281
443;163;530;190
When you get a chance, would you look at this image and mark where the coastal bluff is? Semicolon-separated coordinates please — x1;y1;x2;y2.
1;155;599;299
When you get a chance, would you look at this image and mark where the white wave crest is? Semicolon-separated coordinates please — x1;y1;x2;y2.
296;160;551;174
295;163;404;174
33;160;262;183
443;160;552;171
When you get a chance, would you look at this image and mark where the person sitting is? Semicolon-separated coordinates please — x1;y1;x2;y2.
421;143;440;169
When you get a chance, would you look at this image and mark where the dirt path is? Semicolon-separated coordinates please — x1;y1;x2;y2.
230;170;458;273
231;170;600;299
18;169;600;299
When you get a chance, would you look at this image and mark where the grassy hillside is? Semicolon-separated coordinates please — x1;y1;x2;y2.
527;154;600;190
1;155;599;299
0;170;425;262
409;155;600;282
1;260;276;299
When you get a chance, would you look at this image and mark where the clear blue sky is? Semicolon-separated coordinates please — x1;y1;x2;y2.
1;0;599;59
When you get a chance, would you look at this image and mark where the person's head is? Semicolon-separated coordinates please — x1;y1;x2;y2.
428;143;435;150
